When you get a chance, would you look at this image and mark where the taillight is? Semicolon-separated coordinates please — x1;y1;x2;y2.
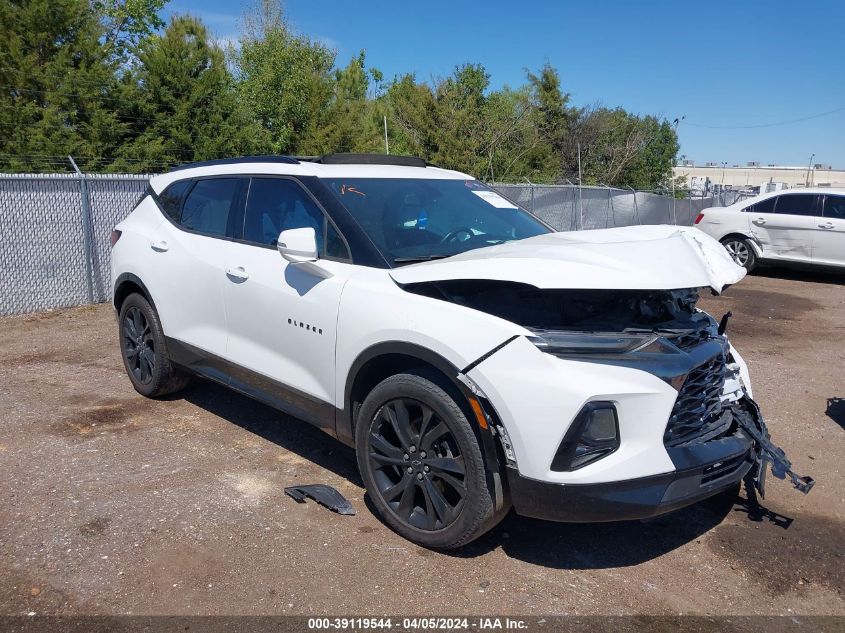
694;213;704;225
110;229;122;247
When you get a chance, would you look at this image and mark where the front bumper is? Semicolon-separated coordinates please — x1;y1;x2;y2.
507;430;754;522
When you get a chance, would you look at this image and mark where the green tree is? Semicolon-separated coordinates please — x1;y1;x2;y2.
525;62;573;181
431;64;489;175
235;0;335;154
113;15;263;171
321;51;382;154
0;0;122;171
569;107;679;189
383;73;438;158
92;0;168;63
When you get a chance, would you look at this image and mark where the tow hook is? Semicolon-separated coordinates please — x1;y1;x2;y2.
735;392;815;496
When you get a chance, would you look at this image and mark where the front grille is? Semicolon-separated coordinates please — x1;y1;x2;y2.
664;352;729;447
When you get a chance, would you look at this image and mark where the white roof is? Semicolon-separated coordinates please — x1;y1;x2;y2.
149;160;471;193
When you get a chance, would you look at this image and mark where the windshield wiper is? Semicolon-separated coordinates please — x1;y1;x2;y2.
393;254;452;264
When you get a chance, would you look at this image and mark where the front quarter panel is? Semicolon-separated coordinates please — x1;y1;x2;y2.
335;270;527;408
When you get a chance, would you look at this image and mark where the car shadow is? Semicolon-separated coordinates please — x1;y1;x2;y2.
172;378;363;487
826;397;845;431
752;264;845;285
170;378;768;570
445;486;739;569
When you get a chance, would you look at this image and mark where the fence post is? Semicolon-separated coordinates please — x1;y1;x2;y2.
68;156;94;304
689;191;693;226
628;187;640;224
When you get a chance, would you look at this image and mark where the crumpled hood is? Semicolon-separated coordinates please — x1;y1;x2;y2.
389;225;746;293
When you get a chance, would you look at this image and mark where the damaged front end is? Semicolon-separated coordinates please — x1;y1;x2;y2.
407;280;814;497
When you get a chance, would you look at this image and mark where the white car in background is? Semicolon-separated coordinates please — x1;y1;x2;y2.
694;188;845;271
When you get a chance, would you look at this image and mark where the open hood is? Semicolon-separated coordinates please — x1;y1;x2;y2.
389;225;745;293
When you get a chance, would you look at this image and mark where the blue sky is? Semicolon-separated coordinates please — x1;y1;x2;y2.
166;0;845;168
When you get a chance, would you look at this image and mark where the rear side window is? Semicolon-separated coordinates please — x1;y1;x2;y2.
181;178;242;237
773;194;820;216
823;195;845;220
158;180;192;222
745;197;776;214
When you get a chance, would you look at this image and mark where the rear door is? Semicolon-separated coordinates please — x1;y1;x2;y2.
147;176;247;359
813;193;845;267
221;176;354;428
747;193;818;262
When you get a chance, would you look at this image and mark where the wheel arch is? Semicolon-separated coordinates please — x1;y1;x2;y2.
720;232;763;258
113;273;158;313
341;342;469;445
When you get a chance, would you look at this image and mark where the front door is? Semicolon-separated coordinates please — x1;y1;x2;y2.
748;193;818;262
222;176;354;430
813;193;845;267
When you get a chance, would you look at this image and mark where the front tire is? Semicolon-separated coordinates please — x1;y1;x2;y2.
355;373;497;549
721;236;757;271
118;293;189;397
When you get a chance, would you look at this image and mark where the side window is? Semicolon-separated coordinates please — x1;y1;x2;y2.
326;221;350;259
823;195;845;220
158;180;192;222
243;178;350;260
772;194;820;217
745;197;776;214
180;178;241;237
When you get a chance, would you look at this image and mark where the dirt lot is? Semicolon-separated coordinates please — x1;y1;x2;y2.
1;268;843;617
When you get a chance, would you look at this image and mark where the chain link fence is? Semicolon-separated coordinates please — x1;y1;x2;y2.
0;173;149;315
0;173;746;316
493;184;750;231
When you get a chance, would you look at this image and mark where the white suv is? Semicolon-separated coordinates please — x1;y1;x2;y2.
110;154;812;549
694;188;845;271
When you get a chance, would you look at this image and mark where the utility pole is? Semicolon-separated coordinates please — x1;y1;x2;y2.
670;117;683;224
383;116;389;155
577;142;583;230
805;153;815;187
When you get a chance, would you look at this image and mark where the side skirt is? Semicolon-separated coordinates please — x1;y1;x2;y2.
165;337;338;437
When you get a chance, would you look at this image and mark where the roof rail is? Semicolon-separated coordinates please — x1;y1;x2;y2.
298;153;427;168
168;155;300;172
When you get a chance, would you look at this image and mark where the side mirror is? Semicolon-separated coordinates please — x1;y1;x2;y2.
277;227;318;263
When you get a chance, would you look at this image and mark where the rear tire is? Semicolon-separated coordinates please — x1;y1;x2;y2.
118;293;189;397
721;236;757;271
355;372;497;549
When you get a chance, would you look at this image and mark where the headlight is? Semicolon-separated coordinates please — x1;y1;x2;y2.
527;329;663;355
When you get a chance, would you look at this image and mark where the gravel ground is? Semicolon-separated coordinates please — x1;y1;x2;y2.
0;267;843;617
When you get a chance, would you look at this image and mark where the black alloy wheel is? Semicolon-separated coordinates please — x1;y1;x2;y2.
368;397;467;530
117;292;189;397
122;305;155;385
355;372;502;549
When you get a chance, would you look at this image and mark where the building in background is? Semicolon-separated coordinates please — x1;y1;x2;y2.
673;161;845;195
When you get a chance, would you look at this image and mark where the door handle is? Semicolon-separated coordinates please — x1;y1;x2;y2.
752;218;766;225
818;222;834;229
150;240;169;252
225;266;249;281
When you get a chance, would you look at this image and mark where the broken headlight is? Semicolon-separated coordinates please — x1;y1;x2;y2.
528;329;666;355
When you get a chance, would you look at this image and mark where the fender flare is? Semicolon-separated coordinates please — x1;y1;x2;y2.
113;272;159;313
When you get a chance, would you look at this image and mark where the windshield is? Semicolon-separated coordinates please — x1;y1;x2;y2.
322;178;551;265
